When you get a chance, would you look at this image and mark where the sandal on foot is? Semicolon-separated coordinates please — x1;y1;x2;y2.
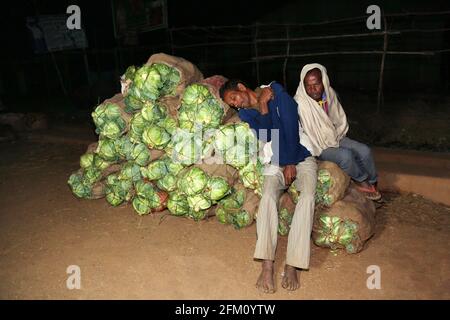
355;185;382;201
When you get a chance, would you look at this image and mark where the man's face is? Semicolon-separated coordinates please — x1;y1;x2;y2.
304;71;324;102
223;84;251;108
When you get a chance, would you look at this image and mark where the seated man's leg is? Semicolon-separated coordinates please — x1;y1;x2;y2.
283;156;318;290
319;146;368;182
339;137;377;184
254;172;285;293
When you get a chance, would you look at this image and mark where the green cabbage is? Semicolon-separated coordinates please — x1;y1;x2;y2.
115;135;134;160
162;156;185;176
105;175;133;207
187;194;212;212
140;101;165;123
313;214;360;253
118;162;142;182
239;160;264;196
96;138;119;162
187;208;208;221
316;169;333;206
132;196;152;215
205;177;231;202
80;153;94;169
134;180;156;199
124;94;144;113
142;125;171;149
141;159;168;181
93;154;111;171
179;84;224;132
232;210;253;229
214;123;258;169
177;167;209;196
68;172;91;198
92;103;127;139
156;174;177;192
129;113;149;143
130;143;152;166
167;191;190;216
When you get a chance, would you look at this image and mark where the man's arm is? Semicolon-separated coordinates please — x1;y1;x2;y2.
238;109;272;141
271;82;302;185
271;83;302;163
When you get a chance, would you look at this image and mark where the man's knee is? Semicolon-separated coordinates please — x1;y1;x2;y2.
357;143;372;160
297;191;315;205
261;176;282;201
336;149;354;169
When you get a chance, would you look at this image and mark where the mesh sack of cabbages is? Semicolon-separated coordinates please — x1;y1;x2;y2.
91;94;132;140
215;184;260;229
164;128;214;166
67;142;123;200
177;82;230;133
213;122;263;196
312;183;376;254
288;160;350;207
278;192;296;236
123;53;204;115
165;166;235;221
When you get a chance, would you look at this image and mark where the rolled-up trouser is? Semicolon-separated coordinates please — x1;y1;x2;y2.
254;156;317;269
319;137;378;184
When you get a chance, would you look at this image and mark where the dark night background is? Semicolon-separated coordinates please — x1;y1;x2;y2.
1;0;449;150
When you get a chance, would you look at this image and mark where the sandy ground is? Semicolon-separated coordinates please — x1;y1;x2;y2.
0;141;449;300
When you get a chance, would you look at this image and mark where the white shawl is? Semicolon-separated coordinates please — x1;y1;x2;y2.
294;63;348;157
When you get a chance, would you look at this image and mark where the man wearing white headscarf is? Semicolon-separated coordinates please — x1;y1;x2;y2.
294;63;381;200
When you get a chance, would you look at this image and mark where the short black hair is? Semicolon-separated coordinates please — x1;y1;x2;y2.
219;79;248;100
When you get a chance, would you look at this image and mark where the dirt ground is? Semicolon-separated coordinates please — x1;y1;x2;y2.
0;140;449;300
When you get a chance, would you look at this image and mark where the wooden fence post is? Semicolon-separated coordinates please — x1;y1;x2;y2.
283;25;291;90
253;23;260;85
377;15;388;113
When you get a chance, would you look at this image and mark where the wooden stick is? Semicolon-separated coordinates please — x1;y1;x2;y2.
253;23;260;85
169;11;450;31
377;15;388;113
283;25;290;90
251;50;446;61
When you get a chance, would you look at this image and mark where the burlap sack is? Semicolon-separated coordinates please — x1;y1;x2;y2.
147;53;204;98
279;192;296;213
149;149;165;161
312;182;376;253
194;162;239;186
89;180;107;199
241;188;260;222
235;184;260;222
103;93;132;121
158;96;181;118
223;108;240;125
201;75;228;91
317;160;350;207
151;189;169;213
85;142;98;154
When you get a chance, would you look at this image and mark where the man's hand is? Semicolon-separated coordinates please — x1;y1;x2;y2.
283;165;297;186
258;87;274;115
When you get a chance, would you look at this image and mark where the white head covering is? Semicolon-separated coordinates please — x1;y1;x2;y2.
294;63;348;156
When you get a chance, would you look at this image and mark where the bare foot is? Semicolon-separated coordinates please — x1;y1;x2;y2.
281;264;299;291
256;260;275;294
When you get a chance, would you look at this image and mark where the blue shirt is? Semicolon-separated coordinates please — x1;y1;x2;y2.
238;82;311;166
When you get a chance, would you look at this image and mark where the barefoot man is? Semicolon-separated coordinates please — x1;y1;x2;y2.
294;64;381;200
220;79;317;293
